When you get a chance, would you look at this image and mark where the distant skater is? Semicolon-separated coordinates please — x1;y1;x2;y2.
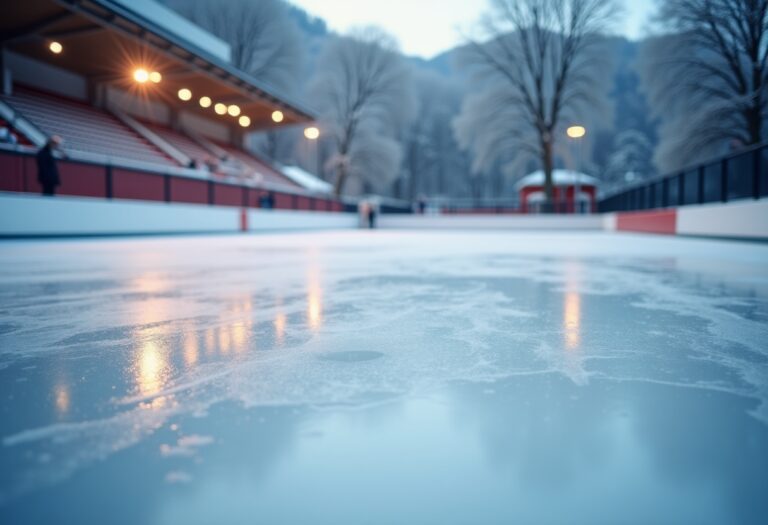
417;196;426;214
358;200;377;229
358;200;368;228
368;203;376;229
36;136;64;196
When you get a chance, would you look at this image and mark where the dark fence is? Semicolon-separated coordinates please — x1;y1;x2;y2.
599;143;767;212
378;201;412;214
442;202;522;214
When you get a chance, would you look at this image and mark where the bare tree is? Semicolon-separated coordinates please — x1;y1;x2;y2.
639;0;768;171
166;0;303;93
454;0;619;210
403;69;471;200
310;29;414;196
603;129;656;192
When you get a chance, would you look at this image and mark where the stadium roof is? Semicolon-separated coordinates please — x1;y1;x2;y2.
1;0;315;129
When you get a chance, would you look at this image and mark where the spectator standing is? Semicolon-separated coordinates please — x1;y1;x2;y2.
260;191;275;209
36;136;64;196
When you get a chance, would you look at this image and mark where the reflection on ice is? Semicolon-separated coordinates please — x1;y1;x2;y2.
563;290;581;349
135;341;170;399
204;328;215;355
274;312;287;345
183;332;198;368
217;325;231;355
562;260;583;350
53;384;70;416
132;272;169;294
306;269;323;332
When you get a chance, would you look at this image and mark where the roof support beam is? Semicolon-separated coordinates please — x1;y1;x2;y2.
43;24;105;39
0;10;74;43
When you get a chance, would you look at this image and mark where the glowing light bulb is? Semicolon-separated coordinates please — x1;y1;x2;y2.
177;88;192;101
304;126;320;140
149;71;162;83
133;68;149;83
567;125;586;139
238;116;251;127
228;105;241;117
199;96;212;108
49;41;63;54
214;103;227;115
271;110;284;123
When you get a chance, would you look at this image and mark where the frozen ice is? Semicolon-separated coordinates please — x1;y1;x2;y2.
0;231;767;524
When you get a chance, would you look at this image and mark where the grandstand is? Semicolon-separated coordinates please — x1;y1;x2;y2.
3;86;177;167
0;0;344;235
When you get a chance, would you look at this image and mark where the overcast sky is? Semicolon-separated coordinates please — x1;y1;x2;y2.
289;0;656;58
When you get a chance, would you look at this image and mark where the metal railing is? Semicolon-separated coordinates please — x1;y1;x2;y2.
599;143;767;212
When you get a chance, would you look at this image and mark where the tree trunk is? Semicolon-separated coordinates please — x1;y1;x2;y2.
542;138;555;214
333;164;348;198
746;104;762;146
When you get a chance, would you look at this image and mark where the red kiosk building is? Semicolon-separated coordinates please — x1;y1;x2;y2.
516;169;598;214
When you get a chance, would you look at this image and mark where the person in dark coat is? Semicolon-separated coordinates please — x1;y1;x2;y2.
36;136;63;196
368;202;377;229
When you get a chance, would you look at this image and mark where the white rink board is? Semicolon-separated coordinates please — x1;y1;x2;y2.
0;193;356;236
378;214;603;230
677;199;768;239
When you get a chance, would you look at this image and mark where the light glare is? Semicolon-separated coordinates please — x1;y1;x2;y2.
304;126;320;140
133;68;149;83
567;126;586;139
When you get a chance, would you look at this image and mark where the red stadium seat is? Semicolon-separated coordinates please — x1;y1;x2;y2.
139;120;213;166
212;141;301;190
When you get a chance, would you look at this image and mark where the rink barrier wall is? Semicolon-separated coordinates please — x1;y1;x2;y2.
615;209;677;235
1;192;765;240
676;199;768;239
378;214;604;230
0;193;357;237
605;199;768;240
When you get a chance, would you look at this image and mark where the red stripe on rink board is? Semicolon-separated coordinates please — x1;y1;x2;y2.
616;209;677;235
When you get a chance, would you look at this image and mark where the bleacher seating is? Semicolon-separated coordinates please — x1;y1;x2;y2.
215;142;301;189
140;120;212;166
0;118;32;146
1;86;177;167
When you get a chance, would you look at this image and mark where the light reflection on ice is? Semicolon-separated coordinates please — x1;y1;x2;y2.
54;384;70;416
183;331;199;368
136;341;170;399
563;260;582;350
274;312;287;345
306;266;323;332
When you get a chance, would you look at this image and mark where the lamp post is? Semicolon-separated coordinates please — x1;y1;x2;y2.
304;126;321;177
566;125;586;213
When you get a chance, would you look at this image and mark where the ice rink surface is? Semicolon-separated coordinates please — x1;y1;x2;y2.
1;231;767;524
